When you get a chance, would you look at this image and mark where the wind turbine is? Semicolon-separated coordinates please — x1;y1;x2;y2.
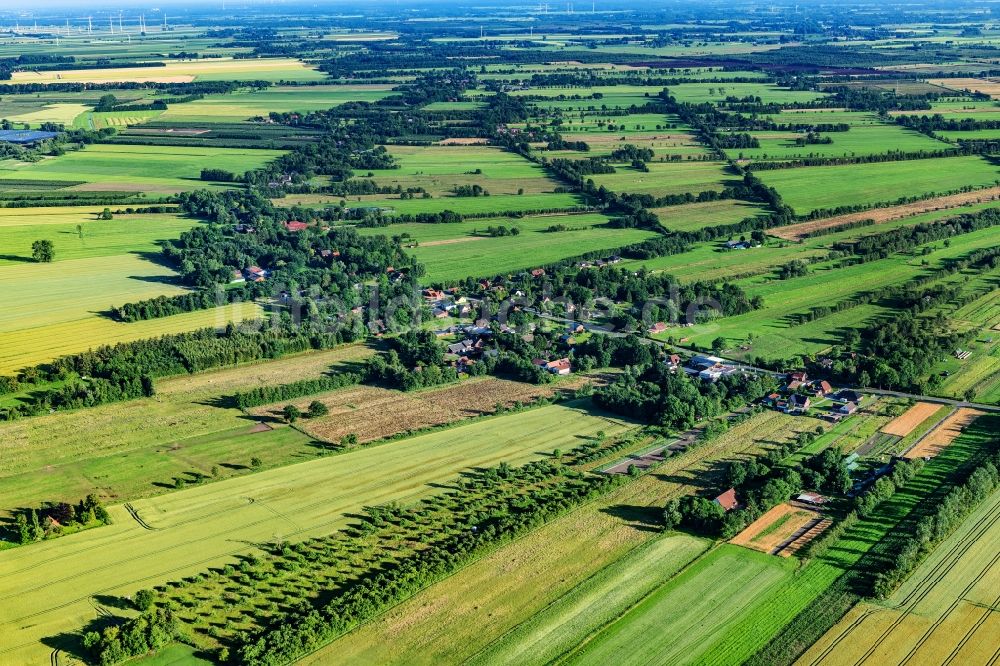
88;16;92;34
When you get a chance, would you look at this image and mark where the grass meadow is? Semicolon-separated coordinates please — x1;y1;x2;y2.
362;145;559;196
0;403;633;665
0;211;192;265
590;160;739;198
0;345;376;511
0;209;262;372
400;214;658;282
658;224;1000;359
756;155;1000;215
0;144;283;194
728;123;950;161
665;82;828;105
653;199;771;232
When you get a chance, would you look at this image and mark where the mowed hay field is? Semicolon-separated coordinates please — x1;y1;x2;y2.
797;486;1000;666
654;199;771;232
756;155;1000;215
9;57;327;84
0;345;376;513
362;144;560;196
0;144;284;194
304;411;823;666
258;374;601;444
0;403;635;665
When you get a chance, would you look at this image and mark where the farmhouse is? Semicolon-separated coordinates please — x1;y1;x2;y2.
786;394;811;414
648;321;669;334
714;488;739;511
835;401;858;415
284;221;309;232
244;266;269;282
532;357;572;375
811;380;833;397
724;239;751;250
832;389;862;404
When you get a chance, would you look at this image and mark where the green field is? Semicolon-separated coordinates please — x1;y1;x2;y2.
0;144;284;194
303;410;818;665
0;209;262;373
566;545;797;666
289;191;588;216
665;82;828;104
655;224;1000;359
590;160;739;198
0;403;634;665
158;85;397;123
0;345;376;511
566;414;999;666
756;156;1000;214
361;144;559;196
654;199;771;232
470;535;710;666
728;122;950;161
0;212;192;265
389;213;657;281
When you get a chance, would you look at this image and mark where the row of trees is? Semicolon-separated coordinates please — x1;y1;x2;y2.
871;451;1000;598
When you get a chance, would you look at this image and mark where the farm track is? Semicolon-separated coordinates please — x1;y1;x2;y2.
804;494;1000;665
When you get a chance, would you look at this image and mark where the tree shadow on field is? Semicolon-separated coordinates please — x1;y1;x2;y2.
42;611;120;662
601;504;662;532
126;273;184;286
0;253;34;263
92;594;133;612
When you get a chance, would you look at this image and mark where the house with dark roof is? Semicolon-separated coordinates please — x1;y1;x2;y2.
786;394;811;414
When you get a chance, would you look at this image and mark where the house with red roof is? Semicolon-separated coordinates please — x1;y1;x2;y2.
714;488;739;512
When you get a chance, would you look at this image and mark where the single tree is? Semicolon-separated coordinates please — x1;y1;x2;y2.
31;239;54;263
307;400;329;418
133;589;155;611
282;404;301;423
